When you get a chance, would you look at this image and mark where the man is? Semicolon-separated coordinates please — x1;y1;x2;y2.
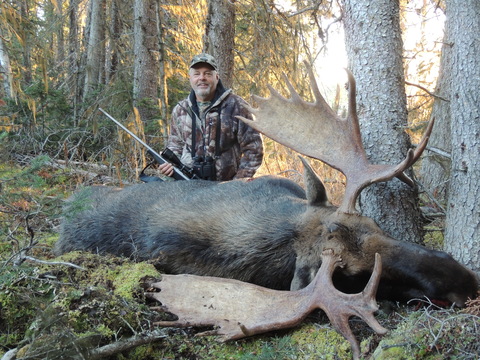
159;53;263;181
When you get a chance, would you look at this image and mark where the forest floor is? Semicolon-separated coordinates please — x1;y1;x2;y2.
1;154;479;360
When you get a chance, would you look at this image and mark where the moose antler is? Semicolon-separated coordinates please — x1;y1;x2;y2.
237;63;434;213
147;250;387;360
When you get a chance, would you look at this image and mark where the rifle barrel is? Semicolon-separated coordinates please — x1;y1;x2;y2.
98;108;190;180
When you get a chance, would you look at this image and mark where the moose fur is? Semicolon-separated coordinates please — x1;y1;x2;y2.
55;161;479;307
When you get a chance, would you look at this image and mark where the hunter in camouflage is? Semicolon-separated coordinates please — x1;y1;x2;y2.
160;53;264;180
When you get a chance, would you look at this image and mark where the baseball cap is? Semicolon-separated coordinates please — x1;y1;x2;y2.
190;53;218;71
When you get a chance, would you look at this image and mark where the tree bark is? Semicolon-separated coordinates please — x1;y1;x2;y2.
133;0;160;124
444;0;480;273
205;0;235;88
342;0;424;244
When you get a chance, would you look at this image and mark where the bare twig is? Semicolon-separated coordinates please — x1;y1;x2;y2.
405;81;449;102
424;146;451;159
45;158;121;184
286;3;320;17
22;256;86;271
88;329;168;359
407;297;480;357
0;348;19;360
416;181;446;214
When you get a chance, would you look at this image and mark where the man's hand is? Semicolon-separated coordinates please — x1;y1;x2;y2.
158;162;174;177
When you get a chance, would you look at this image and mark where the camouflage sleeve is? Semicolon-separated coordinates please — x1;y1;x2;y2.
167;104;187;159
234;99;264;179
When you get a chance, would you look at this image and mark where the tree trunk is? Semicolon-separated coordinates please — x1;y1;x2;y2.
419;18;452;204
68;0;80;124
205;0;235;88
0;27;13;99
83;0;106;99
106;0;120;84
133;0;160;124
20;0;32;86
55;0;65;72
444;0;480;273
342;0;424;244
157;2;169;142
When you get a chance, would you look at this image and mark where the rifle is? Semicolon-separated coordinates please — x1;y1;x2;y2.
98;108;195;181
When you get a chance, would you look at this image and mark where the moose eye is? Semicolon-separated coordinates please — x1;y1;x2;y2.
327;234;336;241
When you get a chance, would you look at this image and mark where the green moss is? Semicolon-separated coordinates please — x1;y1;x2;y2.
290;323;352;359
41;233;60;248
48;253;161;337
373;307;480;359
117;322;362;359
110;262;161;300
0;265;56;347
122;333;298;360
95;323;116;337
423;228;444;250
373;311;424;359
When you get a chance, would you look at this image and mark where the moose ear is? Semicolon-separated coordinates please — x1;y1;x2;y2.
299;156;329;207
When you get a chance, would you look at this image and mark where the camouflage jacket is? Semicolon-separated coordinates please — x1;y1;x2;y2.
167;82;264;180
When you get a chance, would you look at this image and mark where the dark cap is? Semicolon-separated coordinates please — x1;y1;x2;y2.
190;53;218;71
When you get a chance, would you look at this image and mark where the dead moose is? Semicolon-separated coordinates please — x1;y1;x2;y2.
55;65;478;308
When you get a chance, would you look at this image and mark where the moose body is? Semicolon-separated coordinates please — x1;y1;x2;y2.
57;176;302;290
55;164;478;306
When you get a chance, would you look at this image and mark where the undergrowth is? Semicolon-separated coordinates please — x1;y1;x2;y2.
0;153;479;360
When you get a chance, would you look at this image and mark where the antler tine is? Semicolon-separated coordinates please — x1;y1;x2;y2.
305;61;346;117
316;251;387;360
394;118;435;187
281;73;305;103
238;64;433;214
363;253;383;297
408;117;435;167
359;253;388;334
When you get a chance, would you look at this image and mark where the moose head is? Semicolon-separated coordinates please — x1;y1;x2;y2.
236;63;478;305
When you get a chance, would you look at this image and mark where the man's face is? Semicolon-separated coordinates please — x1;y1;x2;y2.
189;64;219;102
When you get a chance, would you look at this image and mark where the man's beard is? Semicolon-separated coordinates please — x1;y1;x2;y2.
194;84;213;99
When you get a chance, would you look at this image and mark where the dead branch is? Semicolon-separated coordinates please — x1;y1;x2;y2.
88;329;168;359
405;81;449;102
23;256;86;271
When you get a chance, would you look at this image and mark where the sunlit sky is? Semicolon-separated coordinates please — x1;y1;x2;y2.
275;0;445;97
